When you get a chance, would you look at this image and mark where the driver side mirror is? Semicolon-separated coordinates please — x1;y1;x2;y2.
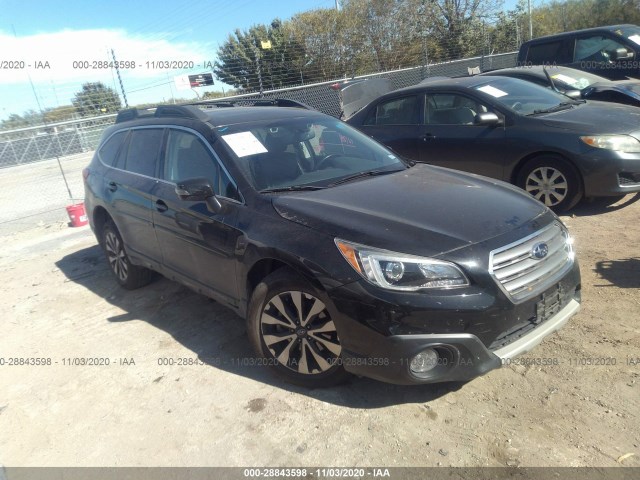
612;47;634;60
474;112;502;126
175;177;224;214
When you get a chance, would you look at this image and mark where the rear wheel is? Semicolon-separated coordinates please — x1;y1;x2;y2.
102;221;155;290
517;155;582;212
246;268;351;387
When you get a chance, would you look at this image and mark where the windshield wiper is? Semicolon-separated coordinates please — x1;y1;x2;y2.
528;102;579;115
260;185;326;193
327;169;399;187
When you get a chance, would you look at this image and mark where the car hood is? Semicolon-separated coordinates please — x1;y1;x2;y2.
541;101;640;134
584;81;640;97
272;165;548;258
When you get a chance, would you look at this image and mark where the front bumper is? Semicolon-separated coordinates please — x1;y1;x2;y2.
338;298;580;385
578;149;640;197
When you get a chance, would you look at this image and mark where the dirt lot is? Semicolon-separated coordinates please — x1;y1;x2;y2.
0;193;639;469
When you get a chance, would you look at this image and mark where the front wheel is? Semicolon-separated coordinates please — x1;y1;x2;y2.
246;269;351;387
517;156;583;212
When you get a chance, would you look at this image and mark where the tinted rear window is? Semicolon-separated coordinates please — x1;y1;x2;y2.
98;131;127;167
123;128;164;177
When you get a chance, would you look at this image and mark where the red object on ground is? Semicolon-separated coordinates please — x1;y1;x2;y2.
66;203;88;227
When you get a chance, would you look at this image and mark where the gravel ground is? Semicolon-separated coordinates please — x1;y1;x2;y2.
0;193;639;468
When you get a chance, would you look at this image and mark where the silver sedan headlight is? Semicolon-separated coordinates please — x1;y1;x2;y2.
580;135;640;153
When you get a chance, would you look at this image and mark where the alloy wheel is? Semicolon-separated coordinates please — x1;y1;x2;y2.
260;291;341;375
104;231;128;282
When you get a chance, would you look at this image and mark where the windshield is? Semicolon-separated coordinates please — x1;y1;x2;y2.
616;25;640;47
473;77;578;115
547;66;604;90
215;115;407;191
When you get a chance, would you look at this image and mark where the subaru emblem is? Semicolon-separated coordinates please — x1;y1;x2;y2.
531;242;549;259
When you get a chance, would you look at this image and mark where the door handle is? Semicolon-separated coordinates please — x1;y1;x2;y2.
107;181;117;192
155;200;168;213
422;133;436;141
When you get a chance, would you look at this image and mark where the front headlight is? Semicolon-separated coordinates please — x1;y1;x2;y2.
335;239;469;291
580;135;640;153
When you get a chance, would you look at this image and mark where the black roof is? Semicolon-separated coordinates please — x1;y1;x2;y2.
521;24;638;45
386;75;504;95
114;100;321;128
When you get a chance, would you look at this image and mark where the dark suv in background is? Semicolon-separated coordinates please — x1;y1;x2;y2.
84;103;581;387
518;24;640;80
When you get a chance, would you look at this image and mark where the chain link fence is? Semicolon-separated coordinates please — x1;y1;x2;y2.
0;114;116;168
0;51;517;233
199;52;518;117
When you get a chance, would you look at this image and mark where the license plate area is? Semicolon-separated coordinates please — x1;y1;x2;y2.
535;283;569;325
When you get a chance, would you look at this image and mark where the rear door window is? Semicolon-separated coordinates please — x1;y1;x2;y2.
123;128;164;177
527;40;572;64
364;96;421;125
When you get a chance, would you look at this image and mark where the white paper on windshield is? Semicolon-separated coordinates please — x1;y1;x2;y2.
629;34;640;46
477;85;508;98
551;74;579;86
222;132;268;157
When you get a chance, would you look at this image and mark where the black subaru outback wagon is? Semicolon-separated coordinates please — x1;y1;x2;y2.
84;103;581;387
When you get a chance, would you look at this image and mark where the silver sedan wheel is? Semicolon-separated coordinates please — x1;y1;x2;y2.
104;231;128;282
525;166;568;207
260;291;341;375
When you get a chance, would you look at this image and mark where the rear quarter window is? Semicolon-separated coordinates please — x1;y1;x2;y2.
98;131;127;167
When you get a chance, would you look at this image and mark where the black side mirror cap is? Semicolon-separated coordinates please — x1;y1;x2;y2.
474;112;502;126
175;178;223;213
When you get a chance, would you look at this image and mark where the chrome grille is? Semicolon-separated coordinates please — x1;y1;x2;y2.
489;223;574;302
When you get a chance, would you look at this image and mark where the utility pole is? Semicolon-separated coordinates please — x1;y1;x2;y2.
166;72;176;104
419;0;430;79
111;49;129;108
528;0;533;40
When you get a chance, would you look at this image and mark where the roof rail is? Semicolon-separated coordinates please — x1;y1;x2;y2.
115;108;155;123
192;98;315;110
154;105;210;121
115;105;210;124
114;99;315;124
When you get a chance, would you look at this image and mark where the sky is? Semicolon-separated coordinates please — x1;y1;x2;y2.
0;0;525;121
0;0;336;120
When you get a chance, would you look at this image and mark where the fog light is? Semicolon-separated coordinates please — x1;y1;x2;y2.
410;348;439;375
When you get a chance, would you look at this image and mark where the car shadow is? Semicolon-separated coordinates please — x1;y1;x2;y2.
594;257;640;289
568;192;640;217
55;244;465;408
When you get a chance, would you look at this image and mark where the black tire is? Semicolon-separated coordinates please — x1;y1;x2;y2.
516;155;583;212
246;268;351;388
102;221;155;290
